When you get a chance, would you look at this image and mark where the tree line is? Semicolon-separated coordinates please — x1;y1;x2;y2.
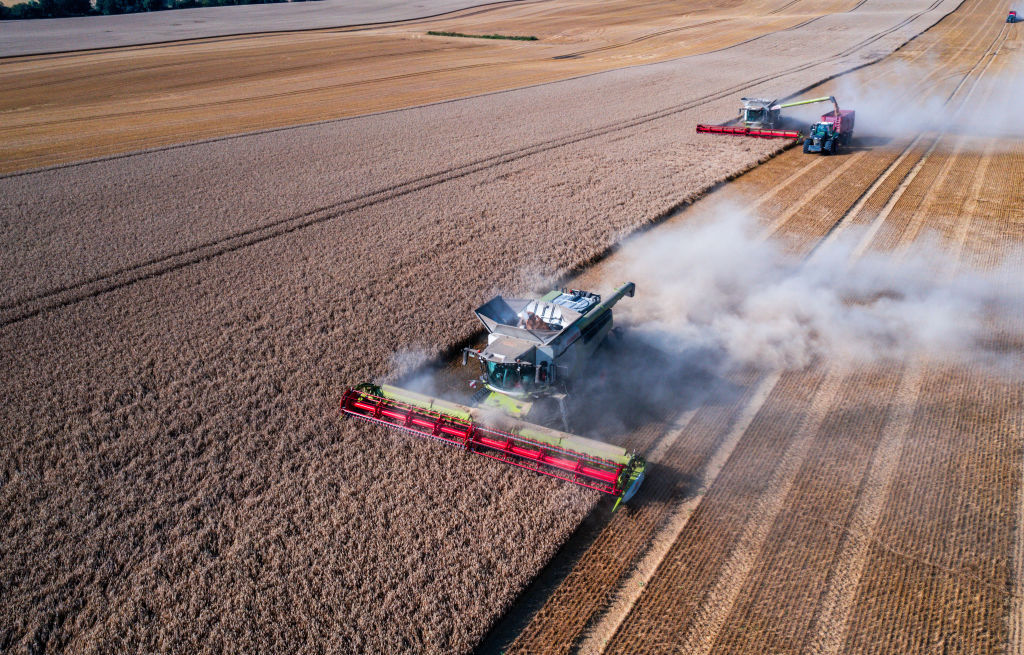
1;0;290;19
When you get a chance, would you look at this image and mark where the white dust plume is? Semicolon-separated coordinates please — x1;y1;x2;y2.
604;207;1022;373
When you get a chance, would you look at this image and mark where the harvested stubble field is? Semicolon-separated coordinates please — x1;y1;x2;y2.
497;0;1024;652
1;0;1017;653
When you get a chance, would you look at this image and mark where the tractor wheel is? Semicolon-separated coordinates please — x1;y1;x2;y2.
803;140;811;154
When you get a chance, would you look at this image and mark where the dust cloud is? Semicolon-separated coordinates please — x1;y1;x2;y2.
603;207;1023;374
825;58;1024;140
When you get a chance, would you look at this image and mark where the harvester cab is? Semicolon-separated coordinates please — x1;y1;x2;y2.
340;282;646;507
740;97;781;129
695;96;800;138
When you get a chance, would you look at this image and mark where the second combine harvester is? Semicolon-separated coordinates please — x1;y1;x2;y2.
697;95;855;154
341;283;646;507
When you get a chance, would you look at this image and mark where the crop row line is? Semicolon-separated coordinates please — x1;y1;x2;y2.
671;367;848;655
502;372;765;654
806;19;1008;258
589;2;1009;651
573;371;783;653
498;4;981;647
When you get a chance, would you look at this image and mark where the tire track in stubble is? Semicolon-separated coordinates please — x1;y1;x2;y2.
754;11;1012;652
670;367;847;655
854;25;1007;255
573;372;783;654
807;68;1010;651
592;2;1007;651
600;368;829;653
801;365;922;654
502;373;765;655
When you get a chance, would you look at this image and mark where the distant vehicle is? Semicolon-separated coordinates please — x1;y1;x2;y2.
1008;10;1018;22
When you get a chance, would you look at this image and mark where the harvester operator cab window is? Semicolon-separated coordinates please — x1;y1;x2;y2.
486;361;523;391
484;361;550;394
744;109;763;124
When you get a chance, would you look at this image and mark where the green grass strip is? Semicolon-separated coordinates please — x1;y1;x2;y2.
427;30;538;41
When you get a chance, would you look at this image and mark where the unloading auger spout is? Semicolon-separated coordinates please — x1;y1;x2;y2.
593;281;636;314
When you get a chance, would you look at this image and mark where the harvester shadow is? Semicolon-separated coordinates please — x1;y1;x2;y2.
474;333;751;654
568;328;742;443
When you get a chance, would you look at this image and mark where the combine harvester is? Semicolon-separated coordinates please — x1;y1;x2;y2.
696;95;854;149
341;283;646;507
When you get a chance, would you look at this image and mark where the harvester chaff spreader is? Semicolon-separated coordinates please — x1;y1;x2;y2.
341;283;646;506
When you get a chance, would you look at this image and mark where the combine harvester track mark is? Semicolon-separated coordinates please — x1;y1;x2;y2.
502;372;765;654
803;365;922;655
600;368;831;652
759;151;868;239
1012;386;1024;654
574;372;783;654
669;368;847;655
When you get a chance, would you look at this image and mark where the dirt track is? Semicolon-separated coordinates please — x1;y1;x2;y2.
2;0;1020;652
498;0;1024;651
